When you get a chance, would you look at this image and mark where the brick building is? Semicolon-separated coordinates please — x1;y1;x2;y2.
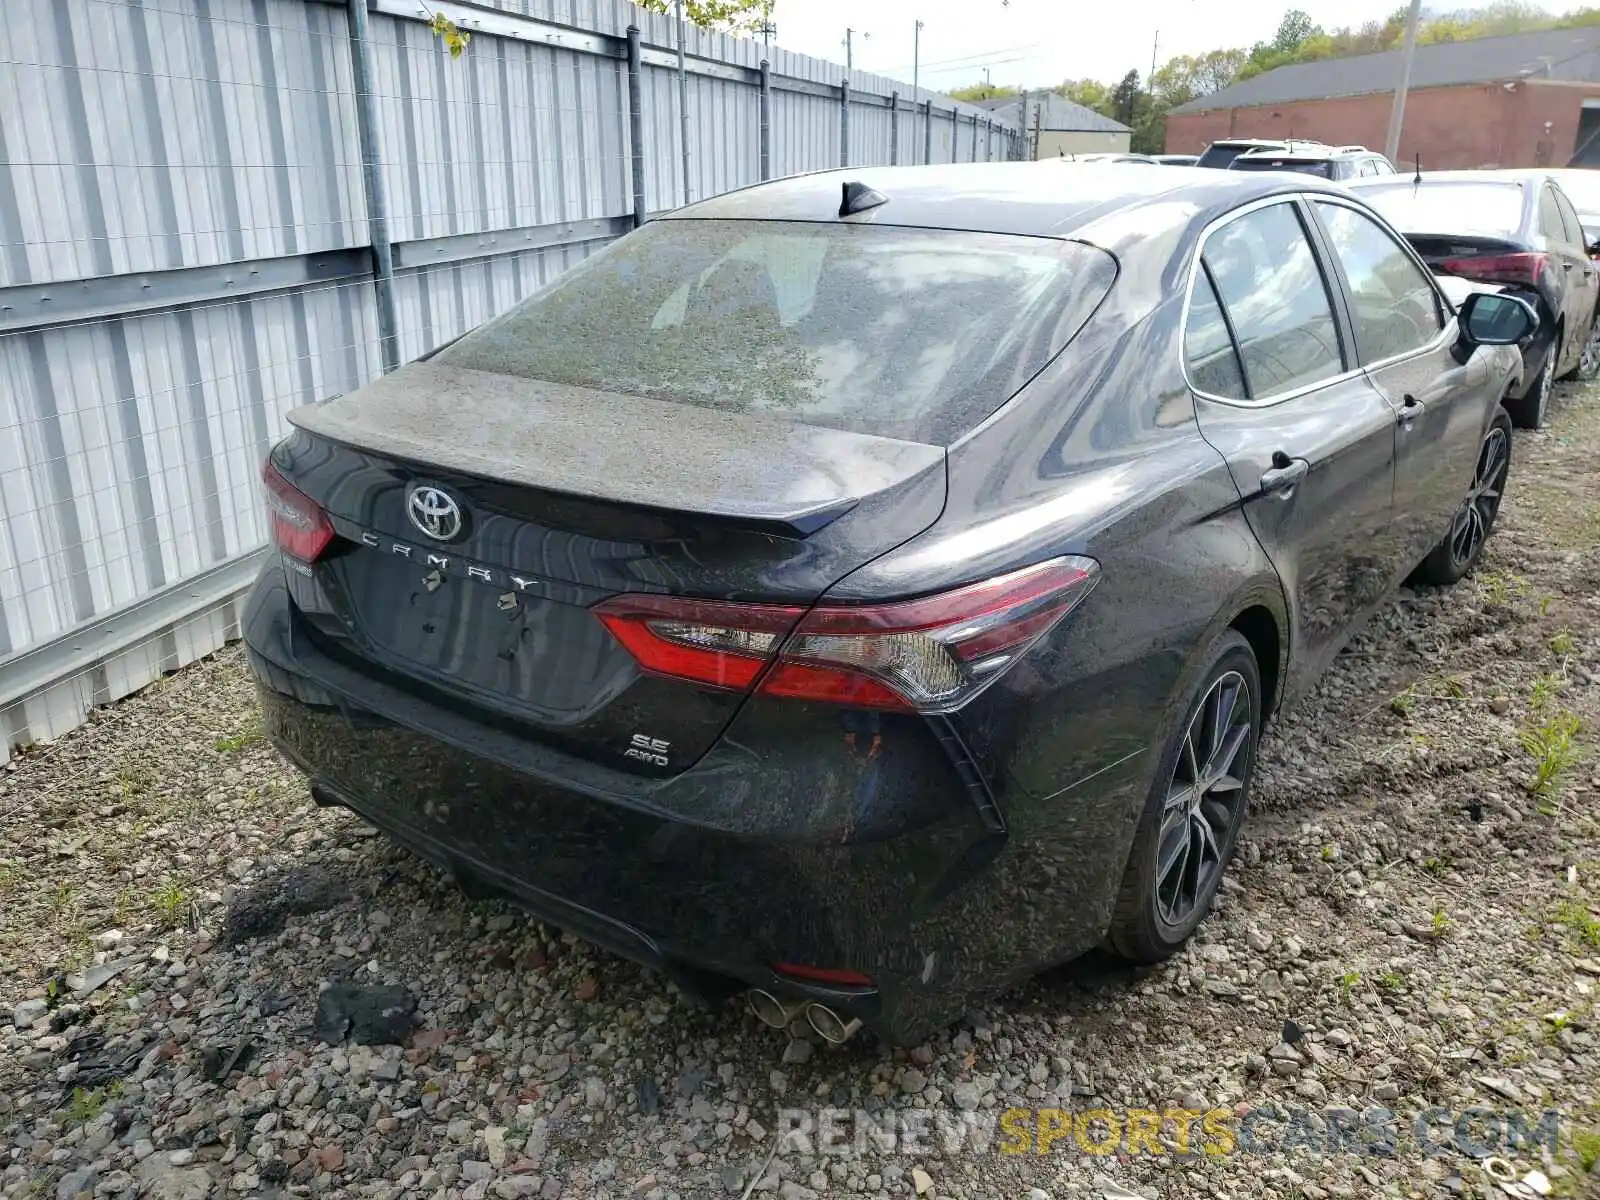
1166;27;1600;169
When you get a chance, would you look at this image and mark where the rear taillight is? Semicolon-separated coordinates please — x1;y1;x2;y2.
593;557;1099;713
262;459;335;563
1439;251;1548;288
594;595;805;691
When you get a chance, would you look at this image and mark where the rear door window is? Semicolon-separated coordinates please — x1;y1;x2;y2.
1199;202;1346;400
437;220;1115;446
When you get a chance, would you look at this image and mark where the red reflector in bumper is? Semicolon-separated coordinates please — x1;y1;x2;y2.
773;962;874;987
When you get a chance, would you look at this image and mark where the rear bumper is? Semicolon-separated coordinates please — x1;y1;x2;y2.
242;567;1119;1043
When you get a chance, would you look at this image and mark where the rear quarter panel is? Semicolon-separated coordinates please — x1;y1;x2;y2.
828;246;1286;982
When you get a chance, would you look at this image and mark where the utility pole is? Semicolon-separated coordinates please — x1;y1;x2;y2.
1018;88;1030;160
912;20;923;101
675;0;690;206
844;28;853;70
1385;0;1423;163
913;19;924;163
757;0;774;52
984;67;991;92
1150;30;1159;83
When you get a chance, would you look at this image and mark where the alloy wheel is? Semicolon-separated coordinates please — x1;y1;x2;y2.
1448;425;1509;569
1580;322;1600;380
1155;670;1254;927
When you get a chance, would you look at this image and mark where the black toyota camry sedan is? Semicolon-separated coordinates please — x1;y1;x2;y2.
246;162;1534;1045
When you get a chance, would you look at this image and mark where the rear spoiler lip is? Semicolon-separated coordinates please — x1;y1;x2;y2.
301;432;861;539
287;361;937;540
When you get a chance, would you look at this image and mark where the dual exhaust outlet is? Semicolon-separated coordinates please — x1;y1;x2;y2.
746;988;862;1044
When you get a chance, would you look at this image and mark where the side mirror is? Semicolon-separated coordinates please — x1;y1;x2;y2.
1458;291;1539;346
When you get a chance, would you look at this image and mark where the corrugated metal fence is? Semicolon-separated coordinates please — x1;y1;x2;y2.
0;0;1022;760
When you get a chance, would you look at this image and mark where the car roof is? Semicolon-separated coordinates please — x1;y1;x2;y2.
667;161;1346;242
1235;144;1376;162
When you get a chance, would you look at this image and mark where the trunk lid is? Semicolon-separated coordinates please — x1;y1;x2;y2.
276;361;946;775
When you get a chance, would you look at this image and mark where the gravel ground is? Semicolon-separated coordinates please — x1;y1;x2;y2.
5;382;1600;1200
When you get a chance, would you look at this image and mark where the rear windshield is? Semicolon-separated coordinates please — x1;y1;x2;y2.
437;219;1114;445
1229;158;1333;178
1196;144;1256;170
1353;182;1525;237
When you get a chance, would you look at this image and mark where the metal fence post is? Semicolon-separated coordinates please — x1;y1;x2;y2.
839;80;850;168
346;0;399;373
759;60;772;181
889;91;899;166
627;27;647;226
950;106;958;161
923;100;933;164
970;112;978;162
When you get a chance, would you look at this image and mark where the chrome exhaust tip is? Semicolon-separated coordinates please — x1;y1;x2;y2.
804;1003;863;1045
745;989;796;1029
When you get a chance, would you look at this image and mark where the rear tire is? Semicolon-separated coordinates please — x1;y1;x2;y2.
1506;330;1558;429
1420;406;1512;586
1569;311;1600;382
1105;629;1260;964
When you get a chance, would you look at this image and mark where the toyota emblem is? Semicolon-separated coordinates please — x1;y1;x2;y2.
405;485;463;541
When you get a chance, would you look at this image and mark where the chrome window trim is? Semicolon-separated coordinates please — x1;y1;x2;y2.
1179;189;1463;409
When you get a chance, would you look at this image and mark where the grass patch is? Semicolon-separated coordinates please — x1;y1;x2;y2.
1530;673;1562;711
62;1082;121;1127
1521;711;1582;803
1550;628;1576;657
214;722;264;754
113;764;157;797
153;880;188;929
1574;1127;1600;1173
1377;970;1405;993
1552;899;1600;949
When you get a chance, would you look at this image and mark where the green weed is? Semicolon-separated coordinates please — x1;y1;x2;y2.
153;880;188;928
214;723;264;754
63;1082;121;1126
1530;673;1562;711
1521;711;1582;799
1553;899;1600;949
1574;1127;1600;1173
1551;629;1576;657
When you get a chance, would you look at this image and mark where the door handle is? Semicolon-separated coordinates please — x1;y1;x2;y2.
1398;393;1425;428
1260;454;1309;497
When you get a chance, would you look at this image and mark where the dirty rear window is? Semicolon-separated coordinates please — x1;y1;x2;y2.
436;219;1115;446
1354;182;1527;238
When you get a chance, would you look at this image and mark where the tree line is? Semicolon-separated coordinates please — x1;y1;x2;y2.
950;2;1600;154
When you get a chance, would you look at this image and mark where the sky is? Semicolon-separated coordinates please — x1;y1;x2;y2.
760;0;1567;93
